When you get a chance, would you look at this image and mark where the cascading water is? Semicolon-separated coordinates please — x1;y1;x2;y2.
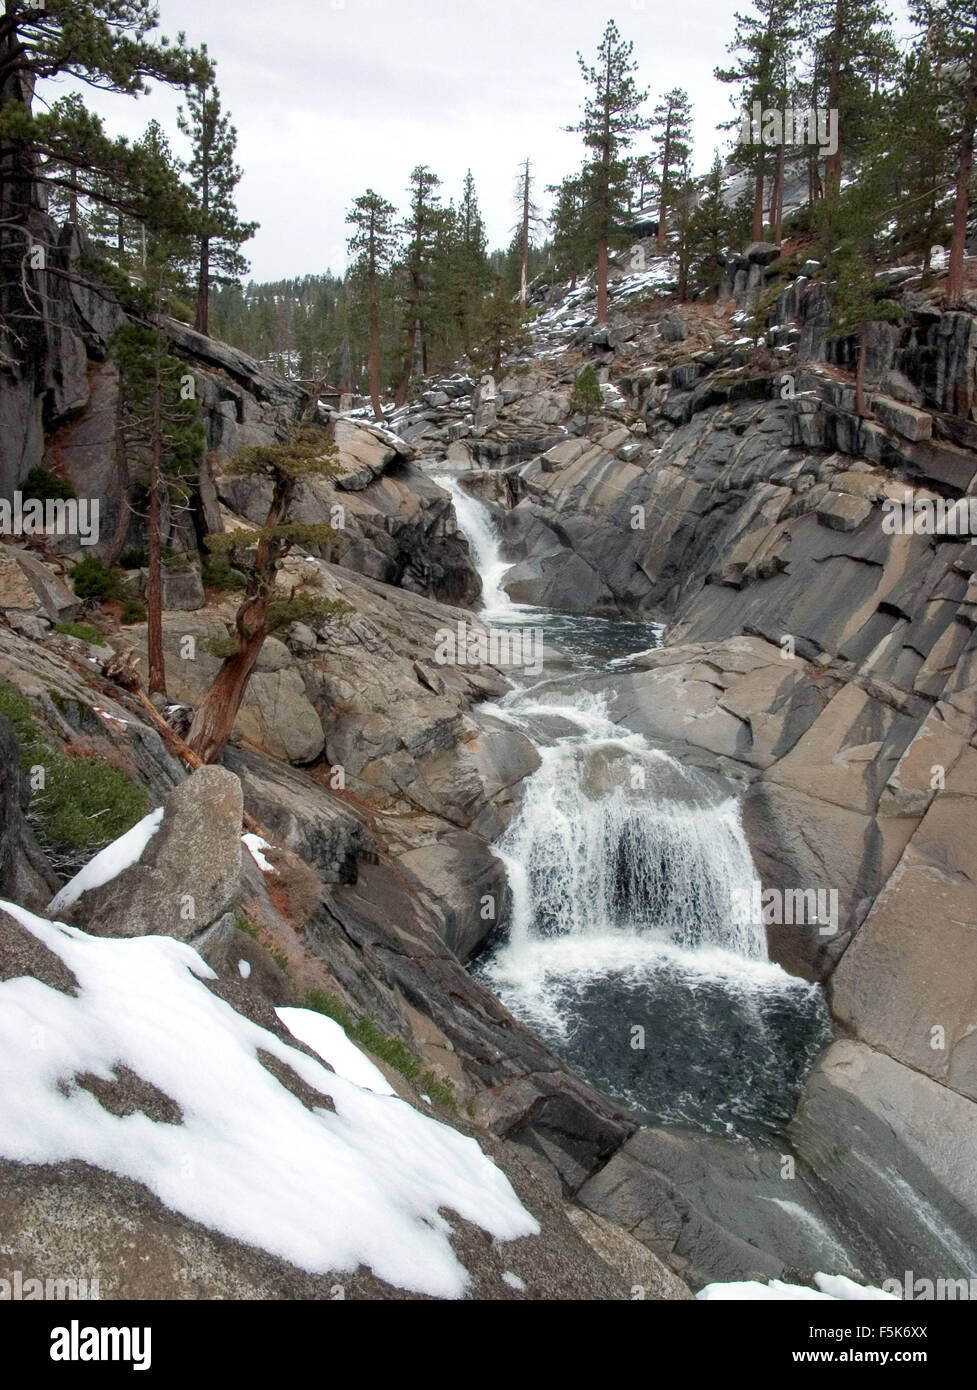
437;470;831;1138
436;474;514;617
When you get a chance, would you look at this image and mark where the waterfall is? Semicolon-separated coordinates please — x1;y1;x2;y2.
438;469;831;1138
434;473;514;615
493;698;766;962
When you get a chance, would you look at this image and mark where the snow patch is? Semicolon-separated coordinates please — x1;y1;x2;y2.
276;1006;396;1097
0;902;539;1298
48;808;165;914
242;833;274;874
698;1273;896;1301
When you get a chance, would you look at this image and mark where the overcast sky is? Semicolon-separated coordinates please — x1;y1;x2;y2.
40;0;915;283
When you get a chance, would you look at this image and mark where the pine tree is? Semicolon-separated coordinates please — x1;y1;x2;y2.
672;164;698;302
651;88;693;252
569;363;603;425
188;429;347;764
112;196;202;695
687;152;738;297
919;0;977;306
453;169;491;350
346;190;397;421
548;171;593;290
473;275;529;374
813;0;897;219
568;20;650;324
629;154;658;213
394;164;441;405
0;0;209;363
177;62;257;336
111;319;205;690
887;48;953;278
716;0;802;244
829;245;903;415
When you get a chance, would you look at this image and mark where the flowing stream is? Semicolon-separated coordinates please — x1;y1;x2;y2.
436;473;831;1140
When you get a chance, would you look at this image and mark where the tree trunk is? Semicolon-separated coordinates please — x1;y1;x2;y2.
185;614;267;765
395;305;420;408
773;141;785;244
824;3;844;213
368;259;382;422
339;335;353;395
186;472;291;764
0;52;45;373
520;159;530;315
101;409;132;569
752;167;764;242
657;125;671;252
596;232;609;325
947;21;977;309
147;334;166;697
195;236;210;335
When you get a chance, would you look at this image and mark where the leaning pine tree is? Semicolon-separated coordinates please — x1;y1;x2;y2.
186;429;349;764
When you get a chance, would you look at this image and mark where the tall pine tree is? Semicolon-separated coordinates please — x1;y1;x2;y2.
346;189;398;421
651;88;693;252
177;62;257;336
568;20;649;324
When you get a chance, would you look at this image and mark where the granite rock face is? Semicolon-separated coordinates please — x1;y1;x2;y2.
55;766;244;941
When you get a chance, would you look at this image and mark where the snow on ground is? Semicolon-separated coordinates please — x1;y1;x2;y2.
612;258;679;300
242;833;274;874
698;1273;897;1301
0;902;539;1298
48;808;165;914
276;1005;396;1097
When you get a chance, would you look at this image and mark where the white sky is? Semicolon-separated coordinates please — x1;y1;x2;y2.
38;0;916;283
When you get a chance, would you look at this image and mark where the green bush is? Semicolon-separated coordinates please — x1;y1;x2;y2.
235;912;260;940
303;989;421;1082
55;622;104;646
70;556;124;602
0;680;149;856
0;681;41;758
36;753;149;855
120;598;147;625
201;558;247;590
203;634;237;660
118;547;148;570
419;1070;457;1110
21;466;75;503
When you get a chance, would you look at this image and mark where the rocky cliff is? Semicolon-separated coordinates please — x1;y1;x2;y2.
425;255;977;1281
2;227;977;1296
